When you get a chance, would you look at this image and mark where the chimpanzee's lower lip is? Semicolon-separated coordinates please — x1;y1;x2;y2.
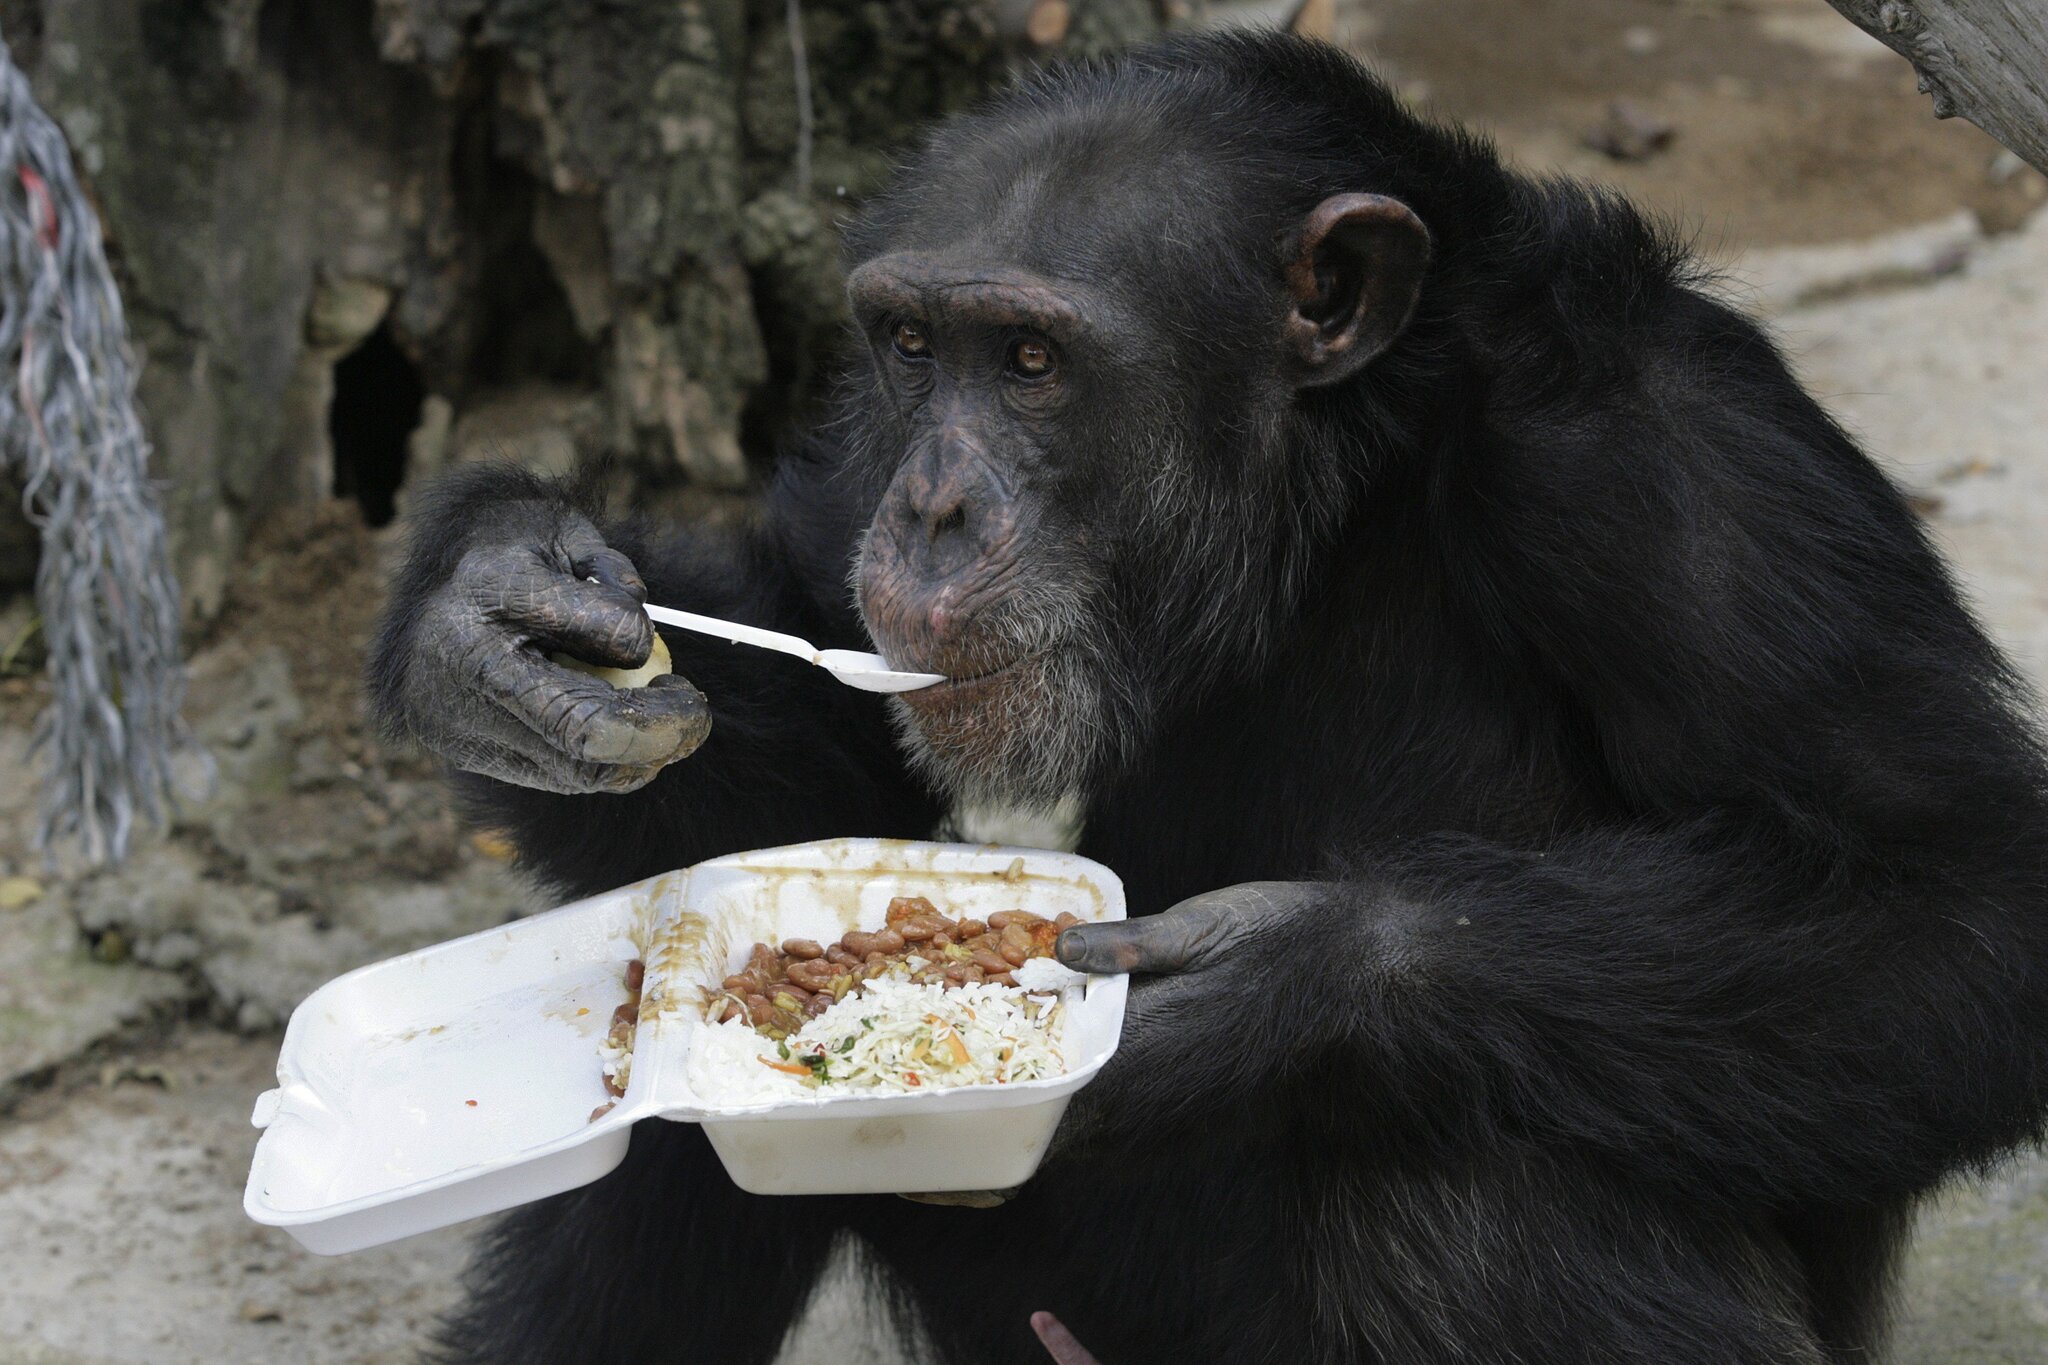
901;653;1035;703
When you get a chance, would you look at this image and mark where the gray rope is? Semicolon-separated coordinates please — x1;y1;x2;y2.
0;31;207;866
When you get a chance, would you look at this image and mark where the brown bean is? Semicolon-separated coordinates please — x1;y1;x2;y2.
722;974;757;996
745;993;774;1025
842;931;877;957
804;992;833;1017
718;1001;742;1023
886;895;936;924
986;970;1017;987
603;1074;625;1098
781;938;825;960
624;959;646;992
786;960;835;991
611;1002;639;1028
1054;912;1082;931
825;946;859;968
898;918;939;942
960;963;986;984
988;910;1048;930
999;922;1033;965
745;953;786;986
942;964;969;984
972;947;1012;975
955;919;987;939
871;928;906;954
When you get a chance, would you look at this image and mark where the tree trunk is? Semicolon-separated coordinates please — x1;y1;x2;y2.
0;0;1158;619
1820;0;2048;176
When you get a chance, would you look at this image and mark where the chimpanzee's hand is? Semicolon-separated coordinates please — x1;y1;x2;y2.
382;502;710;794
1049;881;1319;1152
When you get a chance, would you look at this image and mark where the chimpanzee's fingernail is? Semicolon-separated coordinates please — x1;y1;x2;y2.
575;551;647;601
1055;927;1091;969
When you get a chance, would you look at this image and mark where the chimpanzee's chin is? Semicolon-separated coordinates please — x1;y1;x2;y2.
888;650;1102;807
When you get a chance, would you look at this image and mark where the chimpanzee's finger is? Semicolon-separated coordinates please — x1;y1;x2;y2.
465;545;655;671
1056;882;1307;976
572;545;648;603
479;642;711;767
443;726;669;795
1029;1312;1105;1365
1055;902;1243;976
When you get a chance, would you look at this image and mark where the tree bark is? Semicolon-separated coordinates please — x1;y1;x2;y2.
1820;0;2048;175
1;0;1160;619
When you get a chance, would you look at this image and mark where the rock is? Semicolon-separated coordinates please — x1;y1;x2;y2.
68;826;530;1031
1734;210;1985;317
303;276;394;351
289;736;346;792
1621;25;1661;57
0;875;44;910
0;894;193;1092
447;385;604;479
1581;99;1676;162
187;646;306;803
531;189;614;339
1027;0;1073;47
144;929;204;969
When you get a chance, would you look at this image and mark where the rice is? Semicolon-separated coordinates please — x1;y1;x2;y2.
684;974;1068;1103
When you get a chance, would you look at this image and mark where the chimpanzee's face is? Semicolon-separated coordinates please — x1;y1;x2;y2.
847;119;1429;811
849;250;1144;809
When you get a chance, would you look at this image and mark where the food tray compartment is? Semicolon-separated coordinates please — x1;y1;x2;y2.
243;873;671;1254
639;842;1126;1194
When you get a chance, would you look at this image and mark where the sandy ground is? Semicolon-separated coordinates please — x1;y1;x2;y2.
6;1;2048;1362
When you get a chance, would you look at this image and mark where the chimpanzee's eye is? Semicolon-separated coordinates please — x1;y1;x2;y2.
1009;338;1055;379
892;322;931;360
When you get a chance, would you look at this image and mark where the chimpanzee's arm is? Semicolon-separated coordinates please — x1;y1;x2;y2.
1060;299;2048;1207
367;455;937;901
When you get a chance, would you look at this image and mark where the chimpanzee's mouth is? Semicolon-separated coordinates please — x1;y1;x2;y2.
900;651;1041;704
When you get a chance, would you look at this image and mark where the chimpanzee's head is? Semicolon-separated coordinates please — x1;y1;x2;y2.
846;36;1436;810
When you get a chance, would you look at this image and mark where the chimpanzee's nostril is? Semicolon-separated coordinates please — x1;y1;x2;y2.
931;505;967;542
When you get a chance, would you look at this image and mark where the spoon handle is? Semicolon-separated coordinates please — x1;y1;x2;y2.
642;604;820;665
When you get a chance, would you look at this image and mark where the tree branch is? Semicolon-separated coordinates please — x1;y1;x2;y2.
1821;0;2048;175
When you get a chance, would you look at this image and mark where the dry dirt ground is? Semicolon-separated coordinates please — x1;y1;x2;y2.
5;1;2048;1361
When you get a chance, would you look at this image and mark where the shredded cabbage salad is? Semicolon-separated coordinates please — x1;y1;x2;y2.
685;970;1068;1103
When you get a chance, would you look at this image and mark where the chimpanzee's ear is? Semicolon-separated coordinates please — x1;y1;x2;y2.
1284;193;1431;387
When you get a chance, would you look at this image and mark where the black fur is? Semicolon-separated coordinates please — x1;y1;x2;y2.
370;33;2048;1365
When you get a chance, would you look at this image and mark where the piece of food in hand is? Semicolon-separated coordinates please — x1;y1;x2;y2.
551;633;672;689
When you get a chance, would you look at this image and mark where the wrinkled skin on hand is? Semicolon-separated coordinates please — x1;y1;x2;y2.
386;503;710;794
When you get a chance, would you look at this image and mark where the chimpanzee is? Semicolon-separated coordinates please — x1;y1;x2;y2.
368;31;2048;1365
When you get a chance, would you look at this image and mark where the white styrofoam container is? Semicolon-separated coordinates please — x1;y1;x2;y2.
244;839;1127;1255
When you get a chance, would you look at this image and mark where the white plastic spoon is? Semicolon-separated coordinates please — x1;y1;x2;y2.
642;603;946;694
